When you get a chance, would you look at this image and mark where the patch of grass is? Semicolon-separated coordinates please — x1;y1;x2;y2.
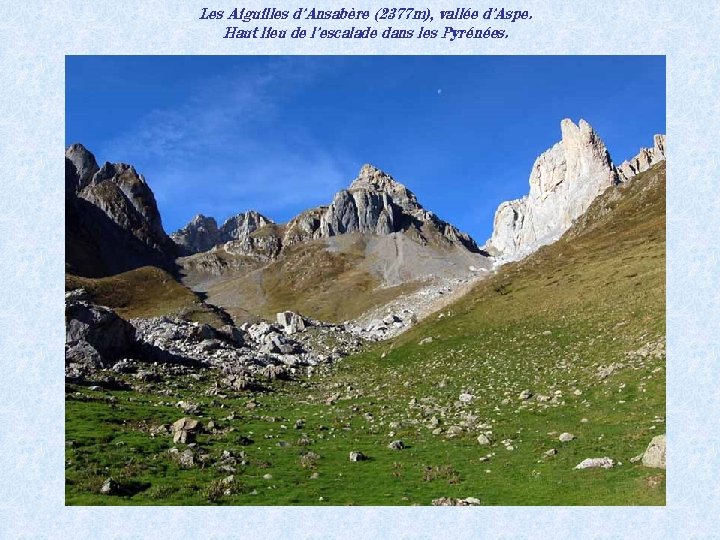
66;266;227;326
203;239;422;324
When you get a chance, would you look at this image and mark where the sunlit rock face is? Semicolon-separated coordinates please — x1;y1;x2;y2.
485;119;619;261
284;164;481;253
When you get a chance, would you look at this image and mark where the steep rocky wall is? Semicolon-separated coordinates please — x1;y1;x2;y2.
485;119;665;262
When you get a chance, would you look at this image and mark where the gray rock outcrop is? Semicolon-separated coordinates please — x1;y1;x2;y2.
485;121;667;262
617;135;666;182
485;119;617;261
65;294;136;368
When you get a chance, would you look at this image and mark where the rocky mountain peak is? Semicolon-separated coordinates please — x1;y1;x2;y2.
65;144;177;277
486;120;666;262
280;164;480;252
486;118;617;260
172;210;275;256
171;215;221;255
66;143;100;191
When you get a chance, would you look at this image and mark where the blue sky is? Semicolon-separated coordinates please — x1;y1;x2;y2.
66;56;665;242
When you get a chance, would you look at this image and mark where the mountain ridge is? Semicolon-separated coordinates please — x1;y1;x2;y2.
171;163;482;258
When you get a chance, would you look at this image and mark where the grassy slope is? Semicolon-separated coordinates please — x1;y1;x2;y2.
66;163;665;505
66;266;227;327
206;238;421;324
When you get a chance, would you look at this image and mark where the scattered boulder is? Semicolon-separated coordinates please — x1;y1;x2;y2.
65;288;91;303
349;451;367;462
432;497;481;506
100;477;120;495
387;440;405;450
476;434;492;445
178;448;195;468
177;401;200;415
445;425;463;438
66;301;135;366
558;432;575;442
519;389;533;400
597;362;624;380
641;434;666;469
276;311;307;335
262;364;289;381
574;457;615;470
171;417;201;444
216;324;245;346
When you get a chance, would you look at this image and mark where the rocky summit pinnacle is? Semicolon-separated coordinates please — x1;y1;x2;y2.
66;143;100;191
485;119;666;262
350;164;405;192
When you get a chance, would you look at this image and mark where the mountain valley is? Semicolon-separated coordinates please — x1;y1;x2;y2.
64;119;666;505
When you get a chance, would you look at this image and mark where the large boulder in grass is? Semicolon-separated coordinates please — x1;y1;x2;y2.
172;417;202;444
642;434;666;469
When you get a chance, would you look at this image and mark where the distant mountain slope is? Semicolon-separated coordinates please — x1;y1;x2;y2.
172;164;483;257
176;165;491;323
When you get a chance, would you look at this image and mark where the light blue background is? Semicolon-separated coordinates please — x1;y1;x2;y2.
0;0;717;538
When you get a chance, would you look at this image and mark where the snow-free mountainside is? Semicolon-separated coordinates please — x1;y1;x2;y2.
65;119;666;505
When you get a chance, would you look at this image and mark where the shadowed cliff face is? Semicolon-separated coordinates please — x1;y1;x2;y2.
65;144;177;278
